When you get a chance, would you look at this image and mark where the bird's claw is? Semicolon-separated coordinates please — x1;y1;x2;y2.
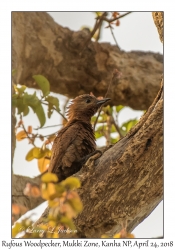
84;150;102;170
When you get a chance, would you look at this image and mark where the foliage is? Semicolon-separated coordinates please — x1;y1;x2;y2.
13;75;61;128
81;12;131;45
12;173;82;238
13;75;63;173
92;105;140;145
12;72;142;238
12;74;142;173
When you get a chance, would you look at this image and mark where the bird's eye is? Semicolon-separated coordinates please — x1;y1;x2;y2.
86;99;91;103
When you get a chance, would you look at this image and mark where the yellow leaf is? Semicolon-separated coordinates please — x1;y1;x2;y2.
38;157;50;173
12;222;24;237
16;130;27;141
33;147;45;159
48;220;56;228
52;232;59;238
41;183;57;200
25;148;35;161
66;191;83;213
55;184;65;197
47;183;57;199
60;216;75;230
45;149;52;158
127;233;135;238
48;199;60;208
95;12;103;17
41;172;58;183
101;234;109;238
61;177;81;190
113;233;121;238
68;197;83;214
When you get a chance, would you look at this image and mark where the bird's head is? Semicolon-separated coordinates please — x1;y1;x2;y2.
67;94;111;122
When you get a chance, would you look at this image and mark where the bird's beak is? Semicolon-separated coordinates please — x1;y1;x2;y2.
96;98;111;106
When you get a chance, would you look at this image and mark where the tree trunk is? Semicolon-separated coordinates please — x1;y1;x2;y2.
35;79;163;237
75;80;163;237
12;11;163;237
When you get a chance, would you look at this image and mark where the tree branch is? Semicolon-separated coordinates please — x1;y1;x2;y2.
152;12;163;43
12;12;163;110
12;174;44;222
34;79;163;237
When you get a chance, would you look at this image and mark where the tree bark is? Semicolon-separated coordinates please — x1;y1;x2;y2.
12;11;163;237
152;12;163;43
75;80;163;237
34;79;163;237
12;12;163;110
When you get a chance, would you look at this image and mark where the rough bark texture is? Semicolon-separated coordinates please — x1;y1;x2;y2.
34;79;163;237
75;80;163;237
12;12;163;110
152;12;164;43
12;11;163;237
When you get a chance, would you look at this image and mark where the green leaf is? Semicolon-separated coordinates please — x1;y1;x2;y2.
111;124;117;133
45;95;60;111
23;92;40;108
110;137;119;144
16;98;27;114
99;113;107;122
16;85;26;95
121;119;138;133
23;106;29;116
33;75;50;97
12;94;18;107
23;92;46;127
95;125;106;139
23;92;46;126
95;130;103;139
91;116;97;122
47;103;53;118
35;103;46;127
116;105;124;113
45;96;60;119
103;105;112;115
